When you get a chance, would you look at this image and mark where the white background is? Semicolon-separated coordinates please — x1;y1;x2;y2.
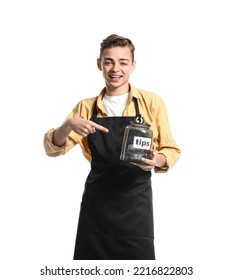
1;0;233;279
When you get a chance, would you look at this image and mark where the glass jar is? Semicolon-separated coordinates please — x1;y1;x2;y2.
120;121;153;163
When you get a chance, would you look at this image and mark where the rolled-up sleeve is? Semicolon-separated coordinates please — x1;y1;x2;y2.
153;98;181;173
43;128;71;157
43;100;93;159
43;107;80;157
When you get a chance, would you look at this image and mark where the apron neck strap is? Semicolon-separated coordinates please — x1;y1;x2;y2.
133;97;142;121
92;96;141;118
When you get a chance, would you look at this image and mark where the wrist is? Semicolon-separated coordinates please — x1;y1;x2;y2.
52;120;72;146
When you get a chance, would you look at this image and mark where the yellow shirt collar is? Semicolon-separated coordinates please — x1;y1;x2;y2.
96;84;140;115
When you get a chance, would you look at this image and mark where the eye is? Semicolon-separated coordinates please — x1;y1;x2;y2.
104;60;113;66
121;62;128;66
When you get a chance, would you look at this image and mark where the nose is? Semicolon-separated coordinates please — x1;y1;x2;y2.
111;63;119;72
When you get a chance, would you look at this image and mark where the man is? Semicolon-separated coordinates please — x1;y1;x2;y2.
44;34;181;260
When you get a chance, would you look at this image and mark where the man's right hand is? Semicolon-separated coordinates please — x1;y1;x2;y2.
68;118;109;137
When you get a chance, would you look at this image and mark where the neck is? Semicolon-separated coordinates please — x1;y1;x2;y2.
105;83;130;96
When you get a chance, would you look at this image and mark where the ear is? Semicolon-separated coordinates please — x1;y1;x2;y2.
131;61;136;73
97;58;102;71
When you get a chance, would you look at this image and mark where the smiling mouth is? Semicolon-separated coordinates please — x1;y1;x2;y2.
109;75;122;79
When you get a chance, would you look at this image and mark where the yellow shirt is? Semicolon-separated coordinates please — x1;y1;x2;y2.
44;84;181;173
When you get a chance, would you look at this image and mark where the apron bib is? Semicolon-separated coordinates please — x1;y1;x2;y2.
73;98;155;260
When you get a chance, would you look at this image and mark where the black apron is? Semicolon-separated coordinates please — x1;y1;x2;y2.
73;97;155;260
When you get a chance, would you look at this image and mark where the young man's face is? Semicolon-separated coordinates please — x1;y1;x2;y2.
97;46;136;93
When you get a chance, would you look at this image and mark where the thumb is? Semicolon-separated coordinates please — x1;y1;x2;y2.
152;150;158;156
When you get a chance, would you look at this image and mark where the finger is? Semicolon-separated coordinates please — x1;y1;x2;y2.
90;127;96;133
80;132;87;137
131;161;149;168
152;150;158;157
81;131;88;137
83;124;96;134
140;157;153;165
83;128;89;135
89;121;109;133
130;162;152;171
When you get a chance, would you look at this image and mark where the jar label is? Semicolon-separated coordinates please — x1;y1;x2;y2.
133;136;152;150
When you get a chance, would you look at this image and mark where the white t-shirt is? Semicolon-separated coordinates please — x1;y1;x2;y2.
103;92;129;116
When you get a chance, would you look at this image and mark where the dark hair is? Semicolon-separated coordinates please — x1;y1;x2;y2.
99;34;135;61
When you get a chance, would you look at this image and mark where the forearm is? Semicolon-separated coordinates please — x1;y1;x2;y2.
53;119;72;146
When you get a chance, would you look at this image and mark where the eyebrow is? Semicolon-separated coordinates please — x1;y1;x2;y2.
104;57;130;62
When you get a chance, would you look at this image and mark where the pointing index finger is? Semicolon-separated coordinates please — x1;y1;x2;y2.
90;121;109;133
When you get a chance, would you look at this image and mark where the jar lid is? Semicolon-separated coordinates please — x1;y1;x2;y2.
130;121;151;128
